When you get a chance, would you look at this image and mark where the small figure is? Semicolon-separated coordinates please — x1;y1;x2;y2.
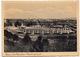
30;36;43;52
42;38;49;52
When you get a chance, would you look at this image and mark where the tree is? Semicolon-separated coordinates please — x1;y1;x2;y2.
13;34;19;41
4;30;8;36
22;34;31;44
8;32;13;39
26;21;33;27
14;21;21;27
4;30;13;39
7;20;12;26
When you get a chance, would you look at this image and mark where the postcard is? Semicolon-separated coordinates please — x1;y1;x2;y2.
2;0;79;56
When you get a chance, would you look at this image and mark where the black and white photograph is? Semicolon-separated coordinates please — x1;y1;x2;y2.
2;1;78;55
4;18;77;52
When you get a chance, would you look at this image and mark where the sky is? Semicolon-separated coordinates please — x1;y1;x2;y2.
3;1;78;19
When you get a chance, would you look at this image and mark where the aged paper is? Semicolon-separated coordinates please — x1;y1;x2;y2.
2;0;79;56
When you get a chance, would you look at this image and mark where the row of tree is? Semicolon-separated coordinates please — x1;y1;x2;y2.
4;29;77;52
4;30;49;52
